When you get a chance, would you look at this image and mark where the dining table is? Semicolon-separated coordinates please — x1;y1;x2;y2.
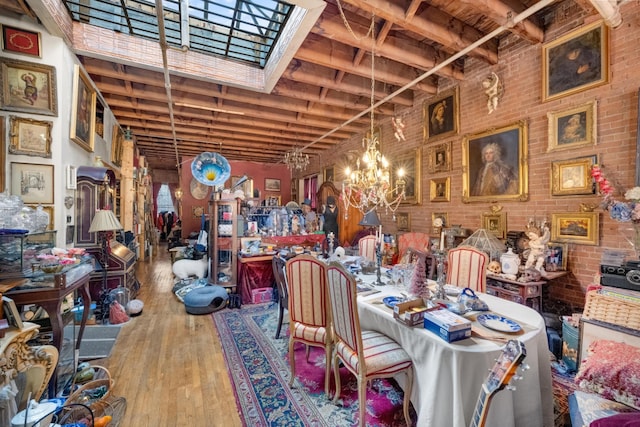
355;273;554;427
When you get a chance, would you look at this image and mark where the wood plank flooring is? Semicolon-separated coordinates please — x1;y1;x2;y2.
96;245;243;426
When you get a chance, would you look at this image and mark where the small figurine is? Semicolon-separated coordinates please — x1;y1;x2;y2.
524;220;550;273
482;72;503;114
391;116;406;142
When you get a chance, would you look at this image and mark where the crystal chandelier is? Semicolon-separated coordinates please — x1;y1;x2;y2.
341;14;405;217
284;149;310;171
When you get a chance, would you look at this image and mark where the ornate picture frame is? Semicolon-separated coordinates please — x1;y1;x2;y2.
427;141;452;173
2;25;41;57
542;20;609;102
547;100;597;152
265;178;281;192
396;212;410;232
551;212;599;246
0;117;5;192
551;155;597;196
432;212;448;230
70;64;96;152
323;165;335;182
10;162;54;204
266;195;281;206
423;87;459;142
429;177;450;202
111;124;124;167
462;120;528;203
391;147;422;205
481;211;507;240
9;115;52;158
0;57;57;116
545;241;568;272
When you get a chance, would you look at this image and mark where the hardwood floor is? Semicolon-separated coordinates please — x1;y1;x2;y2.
97;245;243;426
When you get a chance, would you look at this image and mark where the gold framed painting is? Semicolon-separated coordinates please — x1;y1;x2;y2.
0;117;4;192
266;195;281;206
462;120;528;203
265;178;281;192
551;212;599;246
391;147;422;205
111;125;124;167
423;87;459;142
547;100;597;152
427;141;452;173
9;115;52;158
429;177;450;202
542;20;609;102
70;64;96;152
323;165;335;182
432;212;448;228
551;155;596;196
545;241;568;272
396;212;410;232
481;211;507;239
0;57;57;116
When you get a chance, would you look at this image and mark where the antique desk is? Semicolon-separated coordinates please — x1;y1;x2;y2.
3;260;94;395
486;271;568;312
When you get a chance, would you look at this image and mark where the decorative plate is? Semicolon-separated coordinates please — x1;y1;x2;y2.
477;313;521;333
382;296;403;309
190;178;210;200
191;152;231;187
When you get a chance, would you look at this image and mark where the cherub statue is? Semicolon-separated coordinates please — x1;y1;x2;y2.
524;220;550;273
482;72;503;114
391;116;406;142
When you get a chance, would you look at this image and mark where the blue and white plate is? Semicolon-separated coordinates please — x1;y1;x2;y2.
382;296;403;309
476;313;521;333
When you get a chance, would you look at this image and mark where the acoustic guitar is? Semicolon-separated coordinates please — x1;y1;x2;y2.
469;339;527;427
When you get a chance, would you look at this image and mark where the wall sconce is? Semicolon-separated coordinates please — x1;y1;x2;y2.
175;188;184;201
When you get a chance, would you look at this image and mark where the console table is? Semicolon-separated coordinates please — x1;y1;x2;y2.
486;271;567;312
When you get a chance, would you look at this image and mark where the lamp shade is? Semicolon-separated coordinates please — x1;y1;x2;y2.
89;210;123;233
358;210;381;227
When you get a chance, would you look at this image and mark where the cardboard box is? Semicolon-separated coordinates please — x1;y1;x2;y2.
251;287;273;304
423;307;472;342
393;299;429;326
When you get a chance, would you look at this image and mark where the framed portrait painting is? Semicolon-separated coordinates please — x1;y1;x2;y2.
423;87;459;142
429;177;450;202
9;115;52;158
481;211;507;240
323;165;335;182
10;162;54;204
111;124;124;167
542;20;609;102
70;64;96;152
551;155;596;196
551;212;599;246
427;141;452;173
2;25;41;57
545;241;568;272
547;100;597;152
462;120;529;203
396;212;410;232
391;147;421;205
0;57;57;116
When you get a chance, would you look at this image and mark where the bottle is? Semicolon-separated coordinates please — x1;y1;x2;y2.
500;248;520;276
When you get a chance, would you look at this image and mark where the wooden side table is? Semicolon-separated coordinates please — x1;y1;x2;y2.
486;271;568;312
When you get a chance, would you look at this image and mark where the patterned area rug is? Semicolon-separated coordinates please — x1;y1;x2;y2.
552;363;579;427
212;303;416;427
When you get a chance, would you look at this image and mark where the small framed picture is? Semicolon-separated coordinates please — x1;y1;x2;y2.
481;211;507;240
66;225;75;245
551;212;599;246
323;165;335;182
396;212;410;232
545;241;568;271
547;100;597;152
2;296;24;329
265;178;281;192
266;195;281;206
0;57;57;116
432;212;448;229
423;87;459;142
11;162;54;204
429;177;450;202
1;25;41;57
551;155;597;196
9;115;52;158
427;141;452;173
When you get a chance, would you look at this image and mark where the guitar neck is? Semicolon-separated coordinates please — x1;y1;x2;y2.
470;386;491;427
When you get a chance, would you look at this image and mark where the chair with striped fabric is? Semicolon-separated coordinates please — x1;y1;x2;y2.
358;235;378;263
285;254;332;396
446;245;490;292
326;263;414;427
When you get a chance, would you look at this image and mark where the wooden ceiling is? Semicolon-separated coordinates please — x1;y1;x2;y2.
3;0;588;173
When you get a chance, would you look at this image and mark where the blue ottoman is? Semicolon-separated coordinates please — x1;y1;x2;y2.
183;285;229;314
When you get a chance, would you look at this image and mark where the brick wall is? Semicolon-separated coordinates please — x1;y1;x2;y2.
307;2;640;308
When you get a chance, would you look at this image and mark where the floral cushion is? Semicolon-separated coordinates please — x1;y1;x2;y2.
575;340;640;409
569;391;638;427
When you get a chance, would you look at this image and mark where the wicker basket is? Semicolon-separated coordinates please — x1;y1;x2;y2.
582;290;640;330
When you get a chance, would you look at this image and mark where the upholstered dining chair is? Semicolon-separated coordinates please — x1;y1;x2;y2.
285;254;333;396
272;254;288;339
358;235;378;263
446;245;490;292
326;263;414;427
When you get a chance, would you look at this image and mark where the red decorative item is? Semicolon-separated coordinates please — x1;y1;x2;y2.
109;302;129;324
2;25;41;57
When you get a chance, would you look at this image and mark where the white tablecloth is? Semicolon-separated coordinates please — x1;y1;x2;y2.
356;278;554;427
